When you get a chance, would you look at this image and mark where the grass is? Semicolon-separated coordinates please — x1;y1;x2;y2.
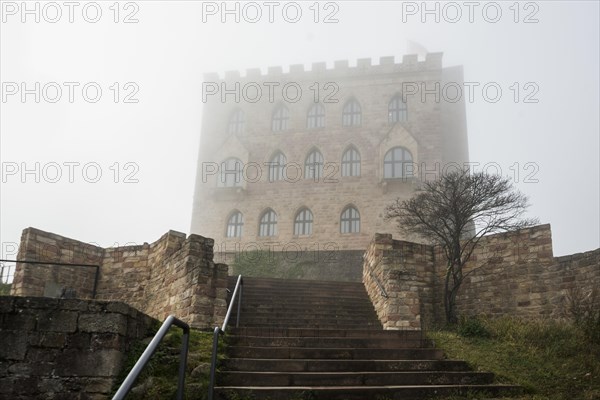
114;327;221;400
428;316;600;400
0;283;11;295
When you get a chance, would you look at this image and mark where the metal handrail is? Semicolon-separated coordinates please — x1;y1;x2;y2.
112;315;190;400
367;258;389;298
208;275;243;400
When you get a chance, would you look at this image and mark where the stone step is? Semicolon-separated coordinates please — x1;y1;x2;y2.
214;384;522;400
218;371;495;386
228;327;426;339
226;336;434;349
235;322;382;330
232;313;380;326
233;295;374;304
233;311;379;320
227;346;444;360
233;303;378;312
234;314;381;328
221;358;472;372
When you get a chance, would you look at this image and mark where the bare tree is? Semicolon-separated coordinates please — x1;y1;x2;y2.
385;169;538;324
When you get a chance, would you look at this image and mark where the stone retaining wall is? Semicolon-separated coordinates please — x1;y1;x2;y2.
364;224;600;328
0;296;157;399
11;228;228;329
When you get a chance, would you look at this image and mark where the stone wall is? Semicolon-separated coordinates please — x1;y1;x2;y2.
0;296;157;399
450;225;599;319
364;225;600;328
11;227;228;329
363;234;437;329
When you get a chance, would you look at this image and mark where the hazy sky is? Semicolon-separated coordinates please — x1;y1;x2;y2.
1;1;599;278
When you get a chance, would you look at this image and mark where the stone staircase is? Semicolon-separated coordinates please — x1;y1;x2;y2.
214;276;520;400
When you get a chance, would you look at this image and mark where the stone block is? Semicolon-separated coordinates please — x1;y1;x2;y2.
37;310;78;333
79;313;127;335
2;312;37;331
0;331;28;360
58;349;123;377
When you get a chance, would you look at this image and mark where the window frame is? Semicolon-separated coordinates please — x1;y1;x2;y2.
272;105;290;132
268;152;287;182
340;206;360;234
388;95;407;123
341;146;361;177
383;147;414;179
226;211;244;238
304;149;324;180
217;157;243;187
307;103;325;129
258;209;278;237
294;208;314;236
342;99;362;127
228;109;245;134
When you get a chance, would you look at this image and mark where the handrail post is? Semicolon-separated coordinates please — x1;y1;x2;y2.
207;327;222;400
236;279;243;328
176;326;190;400
208;274;243;400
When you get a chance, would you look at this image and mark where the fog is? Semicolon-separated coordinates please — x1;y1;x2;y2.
1;1;599;281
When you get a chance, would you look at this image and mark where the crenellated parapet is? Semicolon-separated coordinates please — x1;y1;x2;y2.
203;53;444;82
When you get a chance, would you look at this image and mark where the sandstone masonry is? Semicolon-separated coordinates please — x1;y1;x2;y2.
363;224;600;329
0;296;156;399
11;227;228;329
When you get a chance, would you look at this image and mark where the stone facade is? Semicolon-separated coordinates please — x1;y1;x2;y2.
191;53;469;252
11;227;228;329
0;296;156;399
363;224;600;329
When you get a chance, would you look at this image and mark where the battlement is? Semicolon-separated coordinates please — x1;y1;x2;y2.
203;52;443;81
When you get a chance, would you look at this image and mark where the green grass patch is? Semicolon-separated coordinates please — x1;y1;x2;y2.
0;283;11;295
429;316;600;400
114;327;223;400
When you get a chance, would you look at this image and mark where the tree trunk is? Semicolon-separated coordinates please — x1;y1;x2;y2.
444;263;460;325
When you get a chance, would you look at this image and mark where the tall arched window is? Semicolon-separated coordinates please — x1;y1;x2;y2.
268;152;287;182
341;146;361;177
304;149;324;180
217;158;243;187
383;147;414;179
388;95;407;123
228;109;245;134
272;105;289;132
340;206;360;234
258;209;278;237
307;103;325;129
226;211;243;238
342;99;361;126
294;208;313;236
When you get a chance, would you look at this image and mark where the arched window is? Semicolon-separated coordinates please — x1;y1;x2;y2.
307;103;325;129
217;158;243;187
226;211;243;238
340;206;360;234
383;147;414;179
341;146;361;177
258;209;278;237
294;208;313;236
228;109;245;134
268;152;287;182
388;95;407;123
304;149;324;180
342;99;361;126
272;105;289;132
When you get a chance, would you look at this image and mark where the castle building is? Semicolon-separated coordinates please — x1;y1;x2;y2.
191;53;469;258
